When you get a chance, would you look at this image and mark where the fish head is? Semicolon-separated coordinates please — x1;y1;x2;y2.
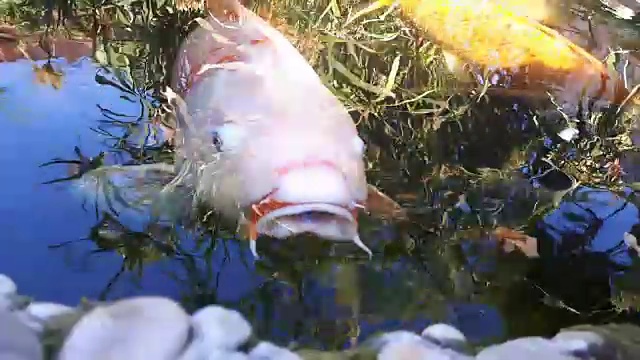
185;79;369;243
244;113;369;243
173;10;370;246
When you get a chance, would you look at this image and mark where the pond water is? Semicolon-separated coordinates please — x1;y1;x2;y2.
2;0;640;352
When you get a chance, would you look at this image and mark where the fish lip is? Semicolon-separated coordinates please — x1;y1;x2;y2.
254;202;357;241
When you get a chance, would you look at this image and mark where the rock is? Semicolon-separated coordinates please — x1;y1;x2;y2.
248;342;302;360
369;330;430;350
477;337;579;360
552;331;613;359
0;310;43;360
0;274;18;311
421;323;468;351
204;350;250;360
190;305;252;351
178;347;250;360
368;330;472;360
378;341;473;360
17;302;76;333
0;274;17;297
553;324;640;359
58;296;191;360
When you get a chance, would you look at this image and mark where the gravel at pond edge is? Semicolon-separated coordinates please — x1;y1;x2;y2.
0;273;636;360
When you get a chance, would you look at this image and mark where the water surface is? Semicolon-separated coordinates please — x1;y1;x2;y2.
1;0;640;350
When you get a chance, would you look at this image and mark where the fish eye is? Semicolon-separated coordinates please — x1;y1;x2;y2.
211;123;245;152
353;136;366;156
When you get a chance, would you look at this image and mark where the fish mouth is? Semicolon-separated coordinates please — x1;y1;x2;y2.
248;200;372;257
255;202;356;240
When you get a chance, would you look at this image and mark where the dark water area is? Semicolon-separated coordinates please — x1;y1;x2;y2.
2;1;640;352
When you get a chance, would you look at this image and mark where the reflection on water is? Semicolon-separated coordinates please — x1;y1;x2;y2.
1;0;640;352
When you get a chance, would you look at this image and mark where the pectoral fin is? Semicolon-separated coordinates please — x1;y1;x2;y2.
365;183;408;221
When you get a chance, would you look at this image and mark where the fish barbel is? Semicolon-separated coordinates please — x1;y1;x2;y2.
164;0;404;258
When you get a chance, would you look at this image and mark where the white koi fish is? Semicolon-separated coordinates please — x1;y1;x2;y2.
160;0;405;258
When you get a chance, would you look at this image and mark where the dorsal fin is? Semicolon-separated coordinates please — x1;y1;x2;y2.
205;0;244;20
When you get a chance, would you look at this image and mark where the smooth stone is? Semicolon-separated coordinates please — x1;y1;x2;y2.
248;342;302;360
0;297;13;312
190;305;252;351
0;310;43;360
552;331;618;359
58;296;191;360
0;274;17;297
177;346;249;360
179;348;250;360
369;331;471;360
378;341;472;360
205;350;250;360
17;302;76;333
477;337;580;360
369;330;435;351
0;274;18;311
421;323;468;351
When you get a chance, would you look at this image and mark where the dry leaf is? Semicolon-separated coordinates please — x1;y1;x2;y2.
493;226;540;258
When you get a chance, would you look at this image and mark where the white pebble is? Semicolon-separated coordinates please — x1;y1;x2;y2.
378;341;471;360
205;350;249;360
25;302;74;320
178;346;250;360
477;337;574;360
368;331;436;360
0;310;42;360
59;296;191;360
0;275;18;312
421;323;467;350
0;298;13;312
190;305;252;351
17;302;76;333
0;274;17;297
379;341;428;360
248;342;302;360
551;330;610;358
375;331;427;348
